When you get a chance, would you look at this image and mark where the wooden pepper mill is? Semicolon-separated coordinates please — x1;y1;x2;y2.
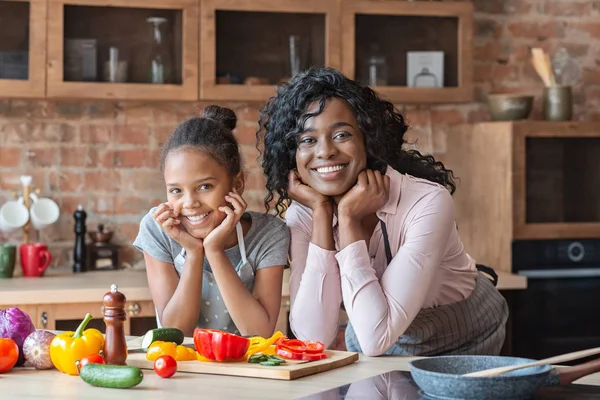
102;284;128;365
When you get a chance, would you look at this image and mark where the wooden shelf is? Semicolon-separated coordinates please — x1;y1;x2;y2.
439;122;600;274
2;0;475;103
200;0;341;101
0;0;47;98
46;0;198;101
341;0;473;104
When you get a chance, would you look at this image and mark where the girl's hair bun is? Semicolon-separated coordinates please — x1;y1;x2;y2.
201;105;237;130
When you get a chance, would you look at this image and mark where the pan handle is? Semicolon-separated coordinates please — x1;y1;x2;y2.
556;358;600;385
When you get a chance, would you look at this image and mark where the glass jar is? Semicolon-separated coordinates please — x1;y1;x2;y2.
366;55;388;87
147;17;173;84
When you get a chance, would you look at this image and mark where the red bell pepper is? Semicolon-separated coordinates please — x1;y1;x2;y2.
275;338;325;354
193;329;250;362
276;347;327;361
275;338;327;361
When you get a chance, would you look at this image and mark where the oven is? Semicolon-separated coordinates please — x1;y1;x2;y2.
511;238;600;363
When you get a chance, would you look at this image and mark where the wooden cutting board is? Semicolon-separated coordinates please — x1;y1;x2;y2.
126;340;359;380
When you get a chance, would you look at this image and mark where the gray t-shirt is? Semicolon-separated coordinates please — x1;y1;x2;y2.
133;209;290;332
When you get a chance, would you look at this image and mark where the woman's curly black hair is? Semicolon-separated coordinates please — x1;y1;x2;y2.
257;67;457;217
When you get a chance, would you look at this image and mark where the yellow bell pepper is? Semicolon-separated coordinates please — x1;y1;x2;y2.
244;331;285;357
145;341;177;361
146;341;198;362
261;345;277;355
175;345;197;361
50;313;105;376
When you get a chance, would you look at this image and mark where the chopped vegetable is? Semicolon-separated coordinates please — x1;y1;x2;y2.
248;353;286;366
145;341;177;361
145;341;198;362
193;329;249;362
50;313;105;375
244;331;285;357
275;338;327;362
275;338;325;354
0;307;36;366
141;328;184;351
175;345;197;361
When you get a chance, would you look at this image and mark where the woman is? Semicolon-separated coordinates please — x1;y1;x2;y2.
257;67;508;356
134;105;289;338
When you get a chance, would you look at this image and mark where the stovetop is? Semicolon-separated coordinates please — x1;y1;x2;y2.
299;371;600;400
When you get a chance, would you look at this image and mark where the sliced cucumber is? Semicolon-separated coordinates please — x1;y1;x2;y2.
248;354;285;366
79;364;144;389
260;360;282;366
141;328;184;350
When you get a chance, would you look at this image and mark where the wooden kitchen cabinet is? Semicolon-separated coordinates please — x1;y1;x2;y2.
440;121;600;274
341;0;473;104
200;0;341;101
0;0;47;98
46;0;199;100
33;300;157;336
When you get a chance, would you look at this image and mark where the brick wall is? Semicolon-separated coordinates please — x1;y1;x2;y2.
1;0;599;268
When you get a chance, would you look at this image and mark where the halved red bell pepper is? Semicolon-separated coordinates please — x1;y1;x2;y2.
275;338;325;354
276;348;327;361
193;329;250;362
275;338;327;362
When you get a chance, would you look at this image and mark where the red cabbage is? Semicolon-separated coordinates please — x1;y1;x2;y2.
0;307;36;366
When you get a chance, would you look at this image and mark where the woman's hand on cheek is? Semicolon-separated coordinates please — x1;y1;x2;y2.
338;170;390;223
203;192;247;253
153;203;204;256
288;169;332;212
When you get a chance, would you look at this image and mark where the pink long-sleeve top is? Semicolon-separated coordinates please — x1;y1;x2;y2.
287;166;478;356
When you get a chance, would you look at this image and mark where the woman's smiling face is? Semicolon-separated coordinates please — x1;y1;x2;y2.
164;147;241;239
295;97;367;200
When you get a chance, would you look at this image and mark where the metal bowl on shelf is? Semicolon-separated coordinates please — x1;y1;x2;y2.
487;93;534;121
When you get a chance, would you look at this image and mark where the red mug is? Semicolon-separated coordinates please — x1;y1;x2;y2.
20;243;52;277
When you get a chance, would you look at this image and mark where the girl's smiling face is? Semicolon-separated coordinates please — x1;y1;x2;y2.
164;147;243;239
295;97;367;201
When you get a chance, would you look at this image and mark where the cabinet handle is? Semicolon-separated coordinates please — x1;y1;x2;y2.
41;312;48;329
127;303;141;316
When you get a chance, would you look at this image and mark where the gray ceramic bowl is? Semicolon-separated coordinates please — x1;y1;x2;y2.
487;94;534;121
410;356;553;400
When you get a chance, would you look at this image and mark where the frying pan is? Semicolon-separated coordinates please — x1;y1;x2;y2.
409;355;600;400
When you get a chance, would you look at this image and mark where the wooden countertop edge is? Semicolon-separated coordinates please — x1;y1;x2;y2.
0;269;526;305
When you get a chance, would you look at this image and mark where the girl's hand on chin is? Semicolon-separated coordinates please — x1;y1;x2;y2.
203;191;247;253
153;202;204;255
288;169;332;212
338;170;390;222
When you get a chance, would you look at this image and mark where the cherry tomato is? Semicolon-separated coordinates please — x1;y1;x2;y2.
79;354;106;368
154;355;177;378
0;338;19;373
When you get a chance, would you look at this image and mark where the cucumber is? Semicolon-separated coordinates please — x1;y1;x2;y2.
79;364;144;389
141;328;184;350
248;354;285;366
260;361;282;366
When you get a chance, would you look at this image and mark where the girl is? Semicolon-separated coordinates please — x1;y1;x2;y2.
134;105;290;338
257;67;508;356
